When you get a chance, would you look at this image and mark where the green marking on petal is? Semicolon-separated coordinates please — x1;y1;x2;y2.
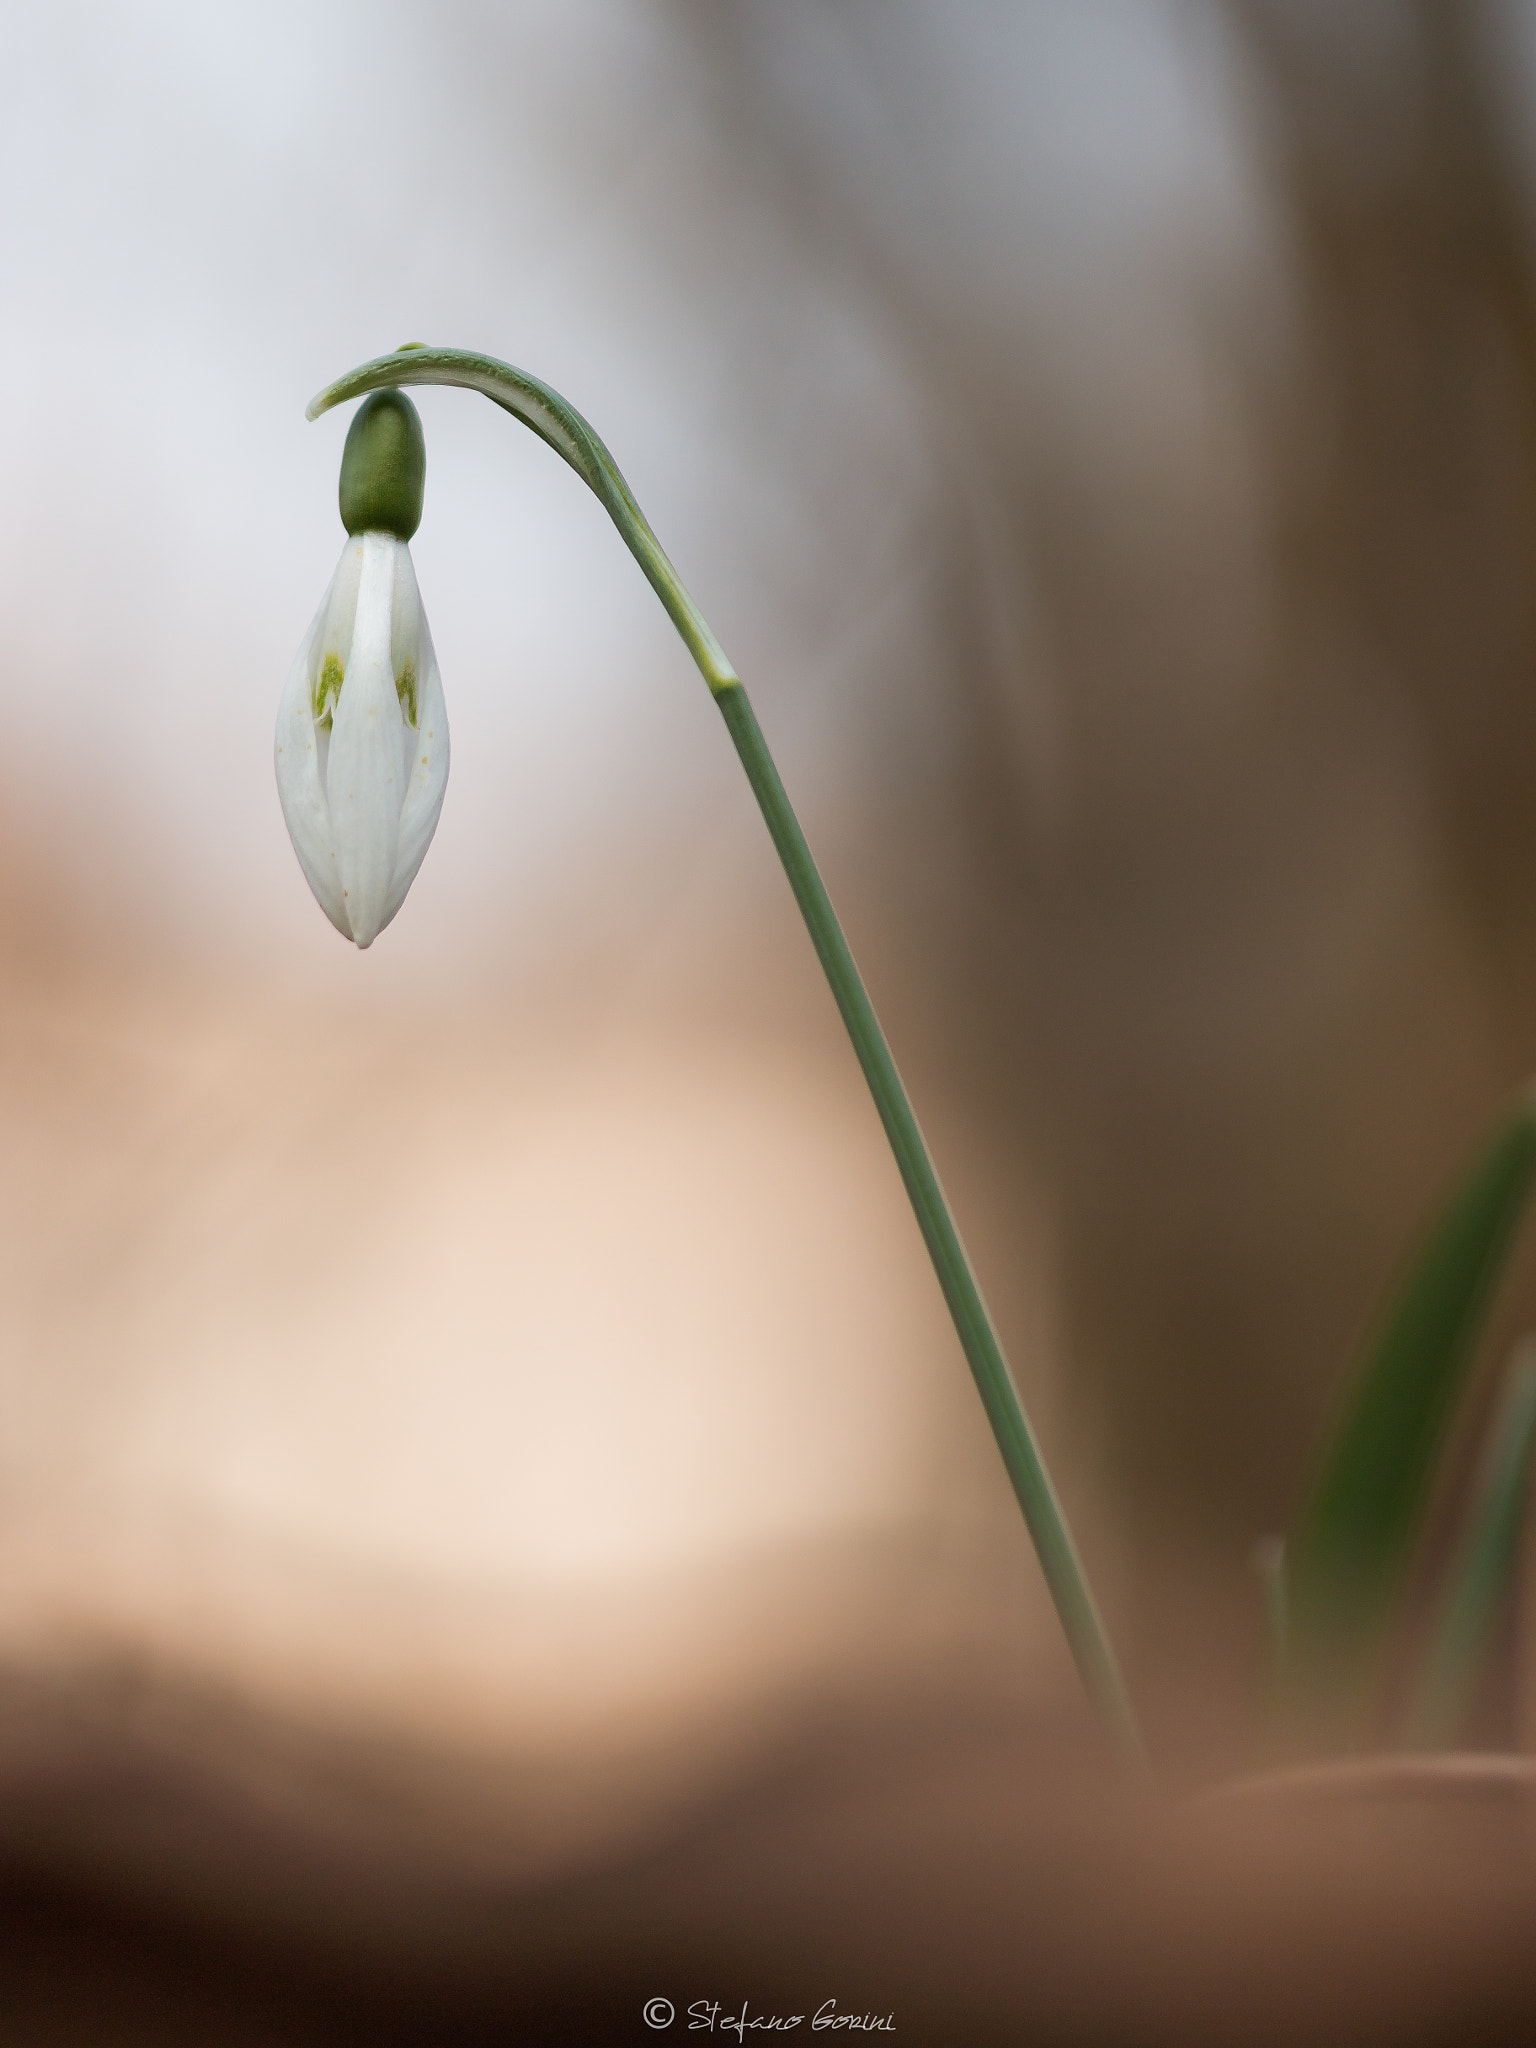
395;660;418;727
314;651;344;727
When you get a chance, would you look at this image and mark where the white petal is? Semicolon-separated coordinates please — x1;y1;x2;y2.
318;538;366;684
389;537;424;698
274;561;349;937
382;616;450;932
380;550;449;934
327;532;405;947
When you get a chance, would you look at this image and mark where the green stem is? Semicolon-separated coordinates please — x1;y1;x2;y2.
308;347;1143;1766
1403;1350;1536;1750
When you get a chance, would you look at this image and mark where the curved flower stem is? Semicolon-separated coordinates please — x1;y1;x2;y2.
308;347;1144;1766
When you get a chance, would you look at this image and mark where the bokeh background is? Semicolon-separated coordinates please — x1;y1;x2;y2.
7;2;1536;2040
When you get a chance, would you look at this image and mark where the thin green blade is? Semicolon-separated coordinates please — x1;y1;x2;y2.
1284;1085;1536;1734
1402;1348;1536;1750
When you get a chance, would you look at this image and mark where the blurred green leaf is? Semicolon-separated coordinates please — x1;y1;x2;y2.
1251;1533;1288;1667
1402;1348;1536;1750
1283;1086;1536;1737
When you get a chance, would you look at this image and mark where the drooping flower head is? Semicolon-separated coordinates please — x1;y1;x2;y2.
276;389;449;947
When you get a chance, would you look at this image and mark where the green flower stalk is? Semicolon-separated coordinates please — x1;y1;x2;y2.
300;346;1143;1765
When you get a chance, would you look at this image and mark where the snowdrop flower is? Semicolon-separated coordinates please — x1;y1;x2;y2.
276;390;448;947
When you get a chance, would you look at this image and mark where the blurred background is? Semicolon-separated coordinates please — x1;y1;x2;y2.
7;1;1536;2039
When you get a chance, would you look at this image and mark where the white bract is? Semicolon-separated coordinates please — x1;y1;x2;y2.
275;530;449;947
